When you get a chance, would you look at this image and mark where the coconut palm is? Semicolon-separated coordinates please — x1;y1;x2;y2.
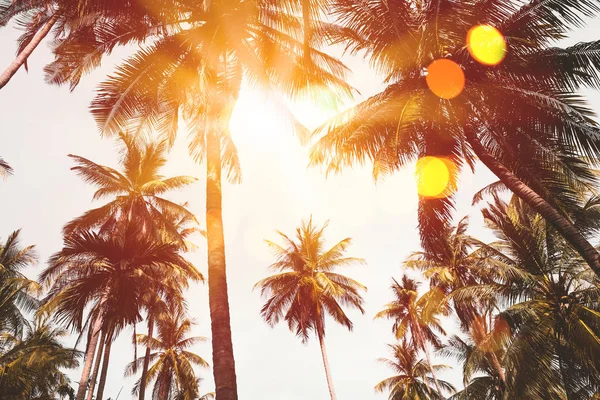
126;308;209;400
376;276;448;394
404;216;493;327
0;230;39;338
453;196;600;397
255;218;366;400
40;223;203;400
0;318;80;400
310;0;600;276
441;315;509;400
65;132;198;246
0;157;12;178
375;339;454;400
42;3;352;398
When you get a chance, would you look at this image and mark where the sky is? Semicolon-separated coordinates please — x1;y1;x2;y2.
1;14;600;400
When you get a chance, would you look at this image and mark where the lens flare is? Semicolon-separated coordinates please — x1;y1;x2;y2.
467;25;507;66
426;59;465;100
416;157;456;198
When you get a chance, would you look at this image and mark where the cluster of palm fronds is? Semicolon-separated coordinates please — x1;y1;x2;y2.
0;231;79;399
1;133;212;400
376;195;600;399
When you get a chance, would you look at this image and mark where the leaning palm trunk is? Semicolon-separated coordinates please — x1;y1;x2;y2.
138;315;154;400
96;329;113;400
317;331;338;400
466;130;600;277
421;342;444;396
85;330;106;400
206;126;238;400
0;14;58;90
76;310;104;400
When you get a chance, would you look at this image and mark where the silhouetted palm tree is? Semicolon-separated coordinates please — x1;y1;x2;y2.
65;132;198;246
0;230;38;337
126;308;209;400
310;0;600;276
255;218;366;400
376;276;448;394
375;339;454;400
41;224;203;400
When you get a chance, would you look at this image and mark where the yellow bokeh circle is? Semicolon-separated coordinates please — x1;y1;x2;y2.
416;157;456;198
467;25;507;66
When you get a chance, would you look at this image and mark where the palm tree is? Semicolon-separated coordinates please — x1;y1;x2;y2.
310;0;600;276
0;318;81;400
440;316;509;400
453;196;600;397
404;216;492;327
41;3;352;398
255;218;366;400
0;230;39;338
126;308;209;400
40;223;203;400
375;339;455;400
65;132;198;245
375;276;448;395
0;157;12;178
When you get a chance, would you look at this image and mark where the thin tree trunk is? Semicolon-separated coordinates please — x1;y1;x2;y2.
0;14;58;90
206;126;238;400
139;315;154;400
302;0;311;65
158;371;173;400
85;330;106;400
422;343;444;396
317;332;338;400
76;311;104;400
96;329;113;400
466;130;600;277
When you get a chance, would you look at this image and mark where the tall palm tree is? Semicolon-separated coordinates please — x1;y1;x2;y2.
65;132;198;245
41;3;352;398
40;223;203;400
126;308;209;400
255;218;366;400
0;318;81;400
375;276;448;394
0;230;39;338
375;339;455;400
453;196;600;398
310;0;600;276
0;157;13;178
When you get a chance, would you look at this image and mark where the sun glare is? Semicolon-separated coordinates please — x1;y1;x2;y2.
416;156;455;198
426;59;465;100
467;25;507;66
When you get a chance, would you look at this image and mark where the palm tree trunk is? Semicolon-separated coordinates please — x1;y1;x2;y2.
466;130;600;277
158;371;173;400
76;311;104;400
206;127;238;400
317;332;338;400
139;315;154;400
96;329;113;400
0;14;58;90
422;343;444;396
302;0;311;65
85;330;106;400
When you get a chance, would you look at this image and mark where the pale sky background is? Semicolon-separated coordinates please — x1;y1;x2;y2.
1;15;600;400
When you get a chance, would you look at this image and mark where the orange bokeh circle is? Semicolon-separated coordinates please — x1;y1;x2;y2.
426;59;465;100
